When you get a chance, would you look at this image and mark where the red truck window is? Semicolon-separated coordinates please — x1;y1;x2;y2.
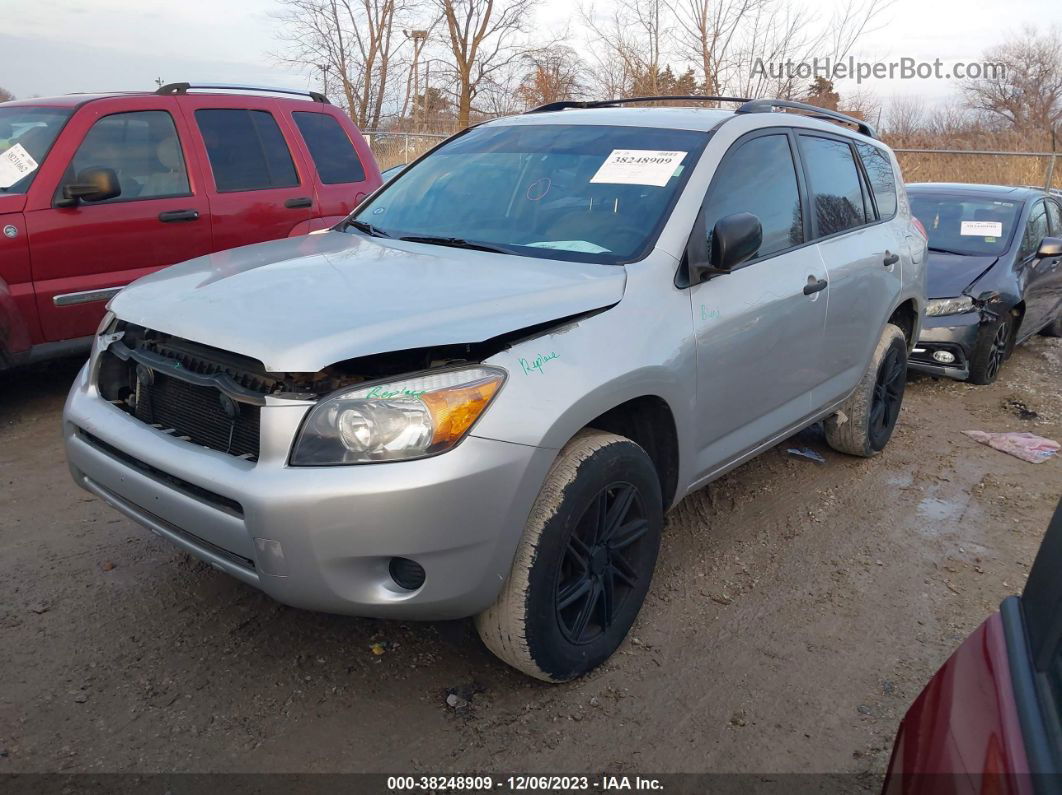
292;112;366;184
194;108;299;192
64;110;191;203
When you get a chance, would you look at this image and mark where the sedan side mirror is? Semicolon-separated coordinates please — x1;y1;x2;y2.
1037;236;1062;258
60;167;121;205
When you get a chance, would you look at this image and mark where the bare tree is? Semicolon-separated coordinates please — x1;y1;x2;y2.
963;26;1062;138
433;0;539;129
580;0;668;97
275;0;408;129
0;86;13;103
667;0;763;97
882;95;926;138
515;46;587;108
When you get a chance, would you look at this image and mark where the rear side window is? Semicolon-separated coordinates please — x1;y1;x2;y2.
194;109;299;192
800;135;867;237
703;134;804;259
293;112;365;184
856;142;897;219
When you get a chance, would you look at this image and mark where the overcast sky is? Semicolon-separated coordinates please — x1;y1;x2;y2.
1;0;1056;109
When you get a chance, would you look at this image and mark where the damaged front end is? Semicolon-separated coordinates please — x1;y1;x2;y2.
94;312;592;462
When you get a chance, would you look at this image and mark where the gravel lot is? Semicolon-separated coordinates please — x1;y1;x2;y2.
2;336;1061;778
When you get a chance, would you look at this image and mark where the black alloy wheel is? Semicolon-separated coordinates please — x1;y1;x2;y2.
868;345;906;450
555;482;650;645
984;321;1010;382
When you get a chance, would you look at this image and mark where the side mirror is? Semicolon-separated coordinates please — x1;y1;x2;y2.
690;212;762;283
1037;236;1062;258
60;167;121;205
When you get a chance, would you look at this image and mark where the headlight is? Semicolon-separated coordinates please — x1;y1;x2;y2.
291;366;506;465
926;296;975;316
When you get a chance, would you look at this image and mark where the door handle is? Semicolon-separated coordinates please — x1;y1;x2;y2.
883;250;899;267
803;277;828;296
158;209;199;223
285;197;313;209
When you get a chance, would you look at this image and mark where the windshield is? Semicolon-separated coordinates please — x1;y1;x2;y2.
910;192;1021;257
352;123;710;264
0;107;71;194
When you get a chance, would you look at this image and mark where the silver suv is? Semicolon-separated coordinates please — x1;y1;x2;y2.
64;97;927;681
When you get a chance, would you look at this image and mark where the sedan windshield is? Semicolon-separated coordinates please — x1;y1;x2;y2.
352;123;710;264
0;107;72;194
910;192;1021;257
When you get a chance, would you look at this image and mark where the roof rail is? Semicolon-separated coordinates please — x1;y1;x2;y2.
736;98;876;138
155;82;330;104
527;95;752;114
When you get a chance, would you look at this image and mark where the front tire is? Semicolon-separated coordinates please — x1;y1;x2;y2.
825;323;908;457
968;315;1013;385
475;430;663;682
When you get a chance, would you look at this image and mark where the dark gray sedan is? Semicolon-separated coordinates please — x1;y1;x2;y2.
907;183;1062;384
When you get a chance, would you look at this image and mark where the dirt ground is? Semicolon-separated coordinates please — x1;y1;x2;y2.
2;337;1061;779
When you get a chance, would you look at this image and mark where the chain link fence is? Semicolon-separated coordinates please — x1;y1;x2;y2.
364;130;1060;191
364;131;447;169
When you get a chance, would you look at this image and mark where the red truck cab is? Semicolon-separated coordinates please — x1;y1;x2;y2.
0;82;380;369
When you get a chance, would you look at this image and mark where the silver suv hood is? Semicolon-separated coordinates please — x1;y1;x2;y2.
109;231;626;372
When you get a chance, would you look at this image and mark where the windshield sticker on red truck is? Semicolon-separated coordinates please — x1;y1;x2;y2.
0;143;39;189
590;150;687;188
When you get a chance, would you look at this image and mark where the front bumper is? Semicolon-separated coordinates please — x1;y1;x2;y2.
64;363;554;620
908;311;982;381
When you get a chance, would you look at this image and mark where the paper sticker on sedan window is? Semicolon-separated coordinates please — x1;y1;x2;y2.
591;150;687;187
960;220;1002;237
0;144;39;189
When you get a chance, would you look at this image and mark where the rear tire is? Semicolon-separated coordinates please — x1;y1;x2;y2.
475;430;663;682
968;315;1013;385
824;323;907;457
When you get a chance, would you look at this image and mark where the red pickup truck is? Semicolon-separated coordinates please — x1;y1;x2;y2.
0;82;380;369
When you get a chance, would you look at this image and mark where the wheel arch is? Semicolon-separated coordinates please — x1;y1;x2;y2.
887;298;919;352
581;395;681;510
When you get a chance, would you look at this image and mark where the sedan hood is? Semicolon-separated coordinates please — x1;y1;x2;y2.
110;232;626;372
926;251;999;299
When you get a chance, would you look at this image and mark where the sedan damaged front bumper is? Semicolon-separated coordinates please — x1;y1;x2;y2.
908;311;983;381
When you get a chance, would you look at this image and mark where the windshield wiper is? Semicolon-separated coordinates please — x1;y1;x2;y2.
342;218;391;238
398;235;512;255
928;246;969;256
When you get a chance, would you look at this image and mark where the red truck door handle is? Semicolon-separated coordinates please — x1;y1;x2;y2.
158;209;200;223
285;197;313;209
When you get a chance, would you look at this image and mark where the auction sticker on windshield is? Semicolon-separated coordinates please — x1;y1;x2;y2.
0;143;39;189
960;220;1003;237
591;149;686;187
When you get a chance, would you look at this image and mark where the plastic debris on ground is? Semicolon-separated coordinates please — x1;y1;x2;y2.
787;447;826;464
962;430;1060;463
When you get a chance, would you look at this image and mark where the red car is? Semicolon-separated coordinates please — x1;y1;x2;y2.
0;82;380;369
884;497;1062;794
